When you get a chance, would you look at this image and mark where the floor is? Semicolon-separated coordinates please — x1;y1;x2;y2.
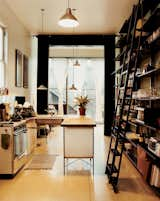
0;124;159;201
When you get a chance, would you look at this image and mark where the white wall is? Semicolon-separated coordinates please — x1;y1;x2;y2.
29;37;37;111
49;46;104;58
0;0;31;100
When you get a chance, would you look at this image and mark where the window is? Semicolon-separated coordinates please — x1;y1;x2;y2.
0;26;7;87
48;57;104;122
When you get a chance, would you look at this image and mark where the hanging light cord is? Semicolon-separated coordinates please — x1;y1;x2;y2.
67;0;69;8
73;27;75;61
72;64;75;84
41;8;45;33
73;45;75;60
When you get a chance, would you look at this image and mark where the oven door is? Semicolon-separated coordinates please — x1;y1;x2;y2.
14;128;27;157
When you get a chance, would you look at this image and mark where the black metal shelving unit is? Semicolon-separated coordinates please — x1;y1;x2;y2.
105;0;144;193
106;0;160;194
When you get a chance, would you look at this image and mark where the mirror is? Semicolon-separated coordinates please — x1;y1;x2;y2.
15;49;23;87
23;54;28;88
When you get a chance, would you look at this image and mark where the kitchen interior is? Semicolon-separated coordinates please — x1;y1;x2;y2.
0;44;104;176
0;0;160;201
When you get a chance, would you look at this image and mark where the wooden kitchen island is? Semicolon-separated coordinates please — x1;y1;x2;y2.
61;116;96;174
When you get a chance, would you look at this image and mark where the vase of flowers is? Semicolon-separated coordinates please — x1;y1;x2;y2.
74;95;90;116
79;107;86;115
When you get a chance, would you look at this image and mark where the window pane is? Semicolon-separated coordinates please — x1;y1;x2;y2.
48;57;104;122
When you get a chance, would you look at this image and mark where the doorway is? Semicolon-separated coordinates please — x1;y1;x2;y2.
37;34;115;134
48;45;104;123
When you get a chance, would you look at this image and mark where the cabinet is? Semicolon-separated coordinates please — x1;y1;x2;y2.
61;116;96;174
113;0;160;194
137;145;151;180
26;118;37;154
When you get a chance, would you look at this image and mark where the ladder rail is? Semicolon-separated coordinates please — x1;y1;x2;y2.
121;2;144;131
107;4;139;171
119;4;140;121
105;0;144;193
113;6;135;119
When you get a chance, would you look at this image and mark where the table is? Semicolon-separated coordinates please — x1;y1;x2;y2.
36;115;63;125
61;116;96;174
36;115;63;138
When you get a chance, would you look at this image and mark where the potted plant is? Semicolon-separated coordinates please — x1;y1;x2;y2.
74;95;90;115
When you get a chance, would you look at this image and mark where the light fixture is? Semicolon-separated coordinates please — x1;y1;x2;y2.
69;83;77;90
69;65;77;90
73;59;80;67
40;8;45;33
69;52;77;90
58;0;79;28
73;46;80;67
37;84;48;90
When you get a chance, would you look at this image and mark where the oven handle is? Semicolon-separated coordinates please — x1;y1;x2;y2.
14;129;27;136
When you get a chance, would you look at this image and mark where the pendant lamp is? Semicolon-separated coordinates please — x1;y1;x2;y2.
69;55;77;90
69;65;77;90
37;84;48;90
58;0;79;28
73;46;80;67
40;8;45;33
69;83;77;90
73;59;80;67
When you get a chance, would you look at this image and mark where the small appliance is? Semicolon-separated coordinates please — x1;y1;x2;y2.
148;137;160;157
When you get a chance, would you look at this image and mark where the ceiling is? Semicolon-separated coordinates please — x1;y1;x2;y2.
49;45;104;58
4;0;138;35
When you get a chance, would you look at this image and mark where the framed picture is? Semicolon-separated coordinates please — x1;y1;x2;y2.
15;49;23;87
23;55;28;88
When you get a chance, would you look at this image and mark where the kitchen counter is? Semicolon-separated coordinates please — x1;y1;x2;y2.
37;114;63;119
61;116;96;127
61;116;96;174
0;115;95;128
0;115;64;127
0;114;64;176
0;120;27;127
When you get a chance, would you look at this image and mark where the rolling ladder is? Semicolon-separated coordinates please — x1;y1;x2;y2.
105;0;144;193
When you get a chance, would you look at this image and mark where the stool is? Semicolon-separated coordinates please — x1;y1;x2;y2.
37;125;48;136
37;120;50;143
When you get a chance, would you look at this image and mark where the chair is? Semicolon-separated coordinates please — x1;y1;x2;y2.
36;119;50;143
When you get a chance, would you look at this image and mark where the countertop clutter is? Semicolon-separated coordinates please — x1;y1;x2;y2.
11;104;36;122
0;101;36;123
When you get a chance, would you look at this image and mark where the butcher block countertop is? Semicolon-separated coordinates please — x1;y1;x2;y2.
61;116;96;127
0;115;95;127
0;115;64;127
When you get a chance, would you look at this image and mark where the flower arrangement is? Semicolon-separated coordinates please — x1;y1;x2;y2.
74;95;90;109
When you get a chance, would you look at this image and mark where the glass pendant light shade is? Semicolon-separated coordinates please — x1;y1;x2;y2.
37;84;48;90
69;83;77;90
73;59;80;67
73;45;80;67
58;8;79;28
69;60;77;90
